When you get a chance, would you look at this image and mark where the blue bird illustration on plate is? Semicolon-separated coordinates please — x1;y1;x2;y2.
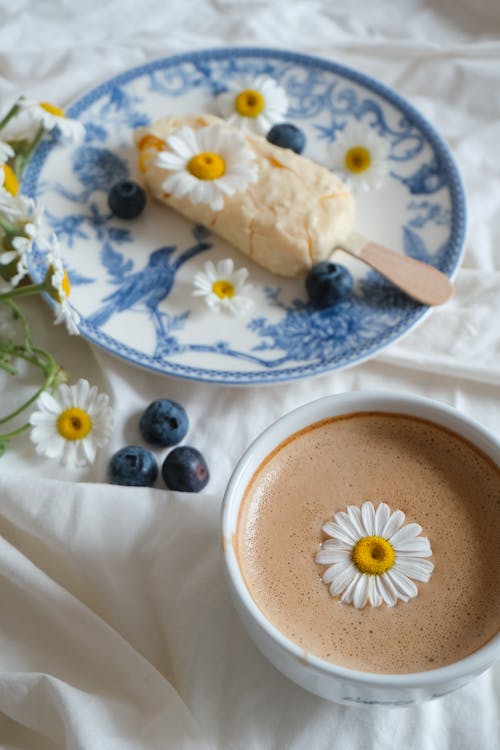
87;226;212;340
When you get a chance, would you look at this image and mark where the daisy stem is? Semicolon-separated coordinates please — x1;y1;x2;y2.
0;101;21;131
13;126;45;181
0;421;31;442
0;345;60;427
7;299;34;354
0;280;47;302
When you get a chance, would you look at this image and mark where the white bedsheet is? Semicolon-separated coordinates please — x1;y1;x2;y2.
0;1;499;748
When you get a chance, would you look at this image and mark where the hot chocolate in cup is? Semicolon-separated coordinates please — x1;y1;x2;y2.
221;392;500;706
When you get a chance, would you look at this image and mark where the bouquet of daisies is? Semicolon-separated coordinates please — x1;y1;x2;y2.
0;97;112;463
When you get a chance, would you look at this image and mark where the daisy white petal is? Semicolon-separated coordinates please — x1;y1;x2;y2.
352;575;369;609
315;548;350;566
360;501;376;535
321;538;352;552
368;576;383;608
389;522;423;546
333;511;363;542
381;508;405;538
322;521;357;545
340;572;362;604
394;558;434;582
37;390;63;415
376;573;398;607
387;569;418;600
374;502;391;535
329;564;357;596
322;560;352;584
29;378;113;467
346;505;366;536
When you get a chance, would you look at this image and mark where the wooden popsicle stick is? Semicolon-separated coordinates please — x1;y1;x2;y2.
336;232;453;306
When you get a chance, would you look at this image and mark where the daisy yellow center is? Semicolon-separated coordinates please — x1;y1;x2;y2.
234;89;265;117
61;271;71;298
212;279;235;299
2;164;19;195
40;102;66;118
47;266;71;302
57;407;92;440
351;535;395;575
344;146;372;174
187;151;225;181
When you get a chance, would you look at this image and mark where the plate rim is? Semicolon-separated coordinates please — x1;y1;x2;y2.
23;45;468;386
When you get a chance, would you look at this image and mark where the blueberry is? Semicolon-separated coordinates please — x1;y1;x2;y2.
162;446;209;492
305;261;354;308
139;399;189;447
266;123;306;154
108;179;146;219
107;445;158;487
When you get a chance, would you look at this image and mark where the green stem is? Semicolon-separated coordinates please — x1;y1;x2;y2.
0;422;31;441
0;280;47;302
0;345;59;427
0;101;21;131
13;125;45;181
7;299;34;353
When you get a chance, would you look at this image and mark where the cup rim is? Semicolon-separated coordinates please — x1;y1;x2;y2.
221;390;500;687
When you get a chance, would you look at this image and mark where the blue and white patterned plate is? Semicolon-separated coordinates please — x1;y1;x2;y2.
23;47;466;385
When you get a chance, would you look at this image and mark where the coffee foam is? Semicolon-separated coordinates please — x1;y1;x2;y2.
237;413;500;674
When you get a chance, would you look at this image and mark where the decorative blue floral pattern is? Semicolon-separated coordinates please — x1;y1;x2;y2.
22;47;466;385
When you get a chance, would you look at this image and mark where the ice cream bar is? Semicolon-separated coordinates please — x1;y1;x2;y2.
135;114;355;278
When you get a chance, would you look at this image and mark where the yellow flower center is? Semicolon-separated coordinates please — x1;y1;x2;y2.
187;151;225;181
351;535;395;575
344;146;372;173
46;266;71;302
40;102;66;118
234;89;265;118
57;407;92;440
2;164;19;196
212;279;235;299
61;271;71;298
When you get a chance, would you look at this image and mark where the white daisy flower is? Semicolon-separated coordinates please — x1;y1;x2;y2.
316;501;433;608
0;140;14;165
44;242;81;335
156;124;258;212
29;378;113;466
216;75;289;135
193;258;254;316
19;99;85;143
1;198;49;286
329;121;390;192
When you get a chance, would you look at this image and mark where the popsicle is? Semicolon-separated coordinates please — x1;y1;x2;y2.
135;114;452;305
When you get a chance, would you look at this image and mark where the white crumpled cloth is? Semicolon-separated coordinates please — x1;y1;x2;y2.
0;1;499;748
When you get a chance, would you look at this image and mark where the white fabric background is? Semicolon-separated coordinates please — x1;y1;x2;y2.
0;1;499;748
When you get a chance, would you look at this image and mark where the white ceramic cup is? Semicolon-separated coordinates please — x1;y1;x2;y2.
221;391;500;706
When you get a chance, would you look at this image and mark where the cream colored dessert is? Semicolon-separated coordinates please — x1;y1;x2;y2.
135;114;355;277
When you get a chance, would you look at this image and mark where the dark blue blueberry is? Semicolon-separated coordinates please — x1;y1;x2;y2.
305;261;354;308
162;446;209;492
107;445;158;487
139;399;189;447
266;123;306;154
108;179;146;219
